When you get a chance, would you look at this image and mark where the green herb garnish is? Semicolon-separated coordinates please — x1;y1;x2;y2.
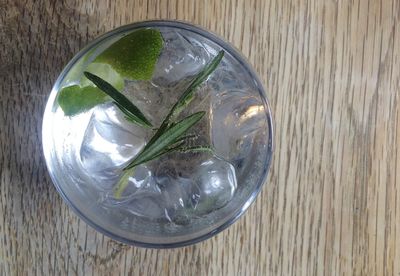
124;51;224;168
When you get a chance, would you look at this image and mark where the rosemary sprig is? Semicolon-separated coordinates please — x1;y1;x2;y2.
86;51;225;198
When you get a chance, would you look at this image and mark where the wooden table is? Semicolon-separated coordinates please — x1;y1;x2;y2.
1;0;399;275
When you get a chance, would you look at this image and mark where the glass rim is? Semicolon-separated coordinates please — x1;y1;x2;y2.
42;19;274;249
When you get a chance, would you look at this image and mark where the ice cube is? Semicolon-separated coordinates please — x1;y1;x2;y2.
210;90;266;165
123;80;173;125
152;160;196;222
191;156;237;215
106;165;166;219
207;60;250;92
111;165;161;200
80;103;148;188
152;30;211;86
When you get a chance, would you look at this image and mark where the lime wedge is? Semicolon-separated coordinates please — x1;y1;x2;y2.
57;85;108;116
94;29;163;80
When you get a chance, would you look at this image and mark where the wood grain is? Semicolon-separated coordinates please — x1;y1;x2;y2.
1;0;400;275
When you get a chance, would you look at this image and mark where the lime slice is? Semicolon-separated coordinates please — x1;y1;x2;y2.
57;85;108;116
94;28;163;80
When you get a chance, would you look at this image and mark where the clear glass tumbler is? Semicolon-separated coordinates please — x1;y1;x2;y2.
42;20;273;248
